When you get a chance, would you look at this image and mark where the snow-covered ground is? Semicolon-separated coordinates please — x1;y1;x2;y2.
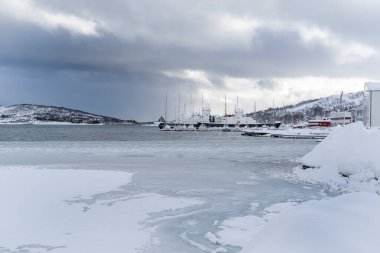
2;124;378;253
240;192;380;253
205;122;380;253
205;191;380;253
0;166;203;253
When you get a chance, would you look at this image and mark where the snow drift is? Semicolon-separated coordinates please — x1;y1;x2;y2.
294;122;380;192
240;192;380;253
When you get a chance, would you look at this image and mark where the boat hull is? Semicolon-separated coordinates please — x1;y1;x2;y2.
158;122;281;129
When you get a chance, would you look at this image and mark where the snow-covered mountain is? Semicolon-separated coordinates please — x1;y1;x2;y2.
248;91;363;124
0;104;135;124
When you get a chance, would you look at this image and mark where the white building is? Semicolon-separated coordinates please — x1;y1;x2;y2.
363;82;380;127
350;104;364;123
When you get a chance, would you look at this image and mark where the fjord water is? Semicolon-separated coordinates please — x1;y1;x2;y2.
0;125;325;253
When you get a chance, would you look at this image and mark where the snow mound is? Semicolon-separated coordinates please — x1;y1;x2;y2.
294;122;380;192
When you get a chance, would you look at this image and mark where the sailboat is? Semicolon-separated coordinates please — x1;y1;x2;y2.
157;91;168;129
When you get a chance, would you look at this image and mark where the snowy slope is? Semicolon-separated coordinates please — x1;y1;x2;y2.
285;92;362;113
0;104;134;124
250;91;363;123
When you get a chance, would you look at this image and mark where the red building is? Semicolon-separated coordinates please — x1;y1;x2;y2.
308;119;332;127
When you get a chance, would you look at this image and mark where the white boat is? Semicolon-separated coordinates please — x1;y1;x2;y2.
161;125;172;131
198;124;208;131
146;116;165;127
161;105;257;129
158;95;282;130
186;125;197;131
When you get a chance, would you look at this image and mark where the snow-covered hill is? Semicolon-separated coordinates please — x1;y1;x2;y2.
249;91;363;124
0;104;135;124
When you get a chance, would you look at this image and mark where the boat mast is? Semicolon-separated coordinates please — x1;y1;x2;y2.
191;91;194;116
190;90;193;125
273;98;275;124
183;103;186;121
237;96;240;127
225;95;227;116
174;104;177;124
165;91;167;122
178;91;181;124
201;92;204;123
225;95;228;127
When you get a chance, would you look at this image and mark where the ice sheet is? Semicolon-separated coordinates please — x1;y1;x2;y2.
0;166;202;253
0;126;325;253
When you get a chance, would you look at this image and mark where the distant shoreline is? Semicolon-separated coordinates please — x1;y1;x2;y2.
0;104;137;125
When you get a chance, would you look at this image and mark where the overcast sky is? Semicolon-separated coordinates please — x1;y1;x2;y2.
0;0;379;121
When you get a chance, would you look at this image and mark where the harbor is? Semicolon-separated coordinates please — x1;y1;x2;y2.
3;0;380;251
153;84;380;143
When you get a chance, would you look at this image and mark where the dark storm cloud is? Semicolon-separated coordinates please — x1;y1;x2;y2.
1;0;371;77
1;0;380;120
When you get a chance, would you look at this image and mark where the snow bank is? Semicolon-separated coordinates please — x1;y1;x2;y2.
241;192;380;253
0;166;203;253
208;193;380;253
294;122;380;192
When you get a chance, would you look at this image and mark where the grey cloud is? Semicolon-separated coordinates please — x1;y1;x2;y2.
256;80;278;90
0;1;376;78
